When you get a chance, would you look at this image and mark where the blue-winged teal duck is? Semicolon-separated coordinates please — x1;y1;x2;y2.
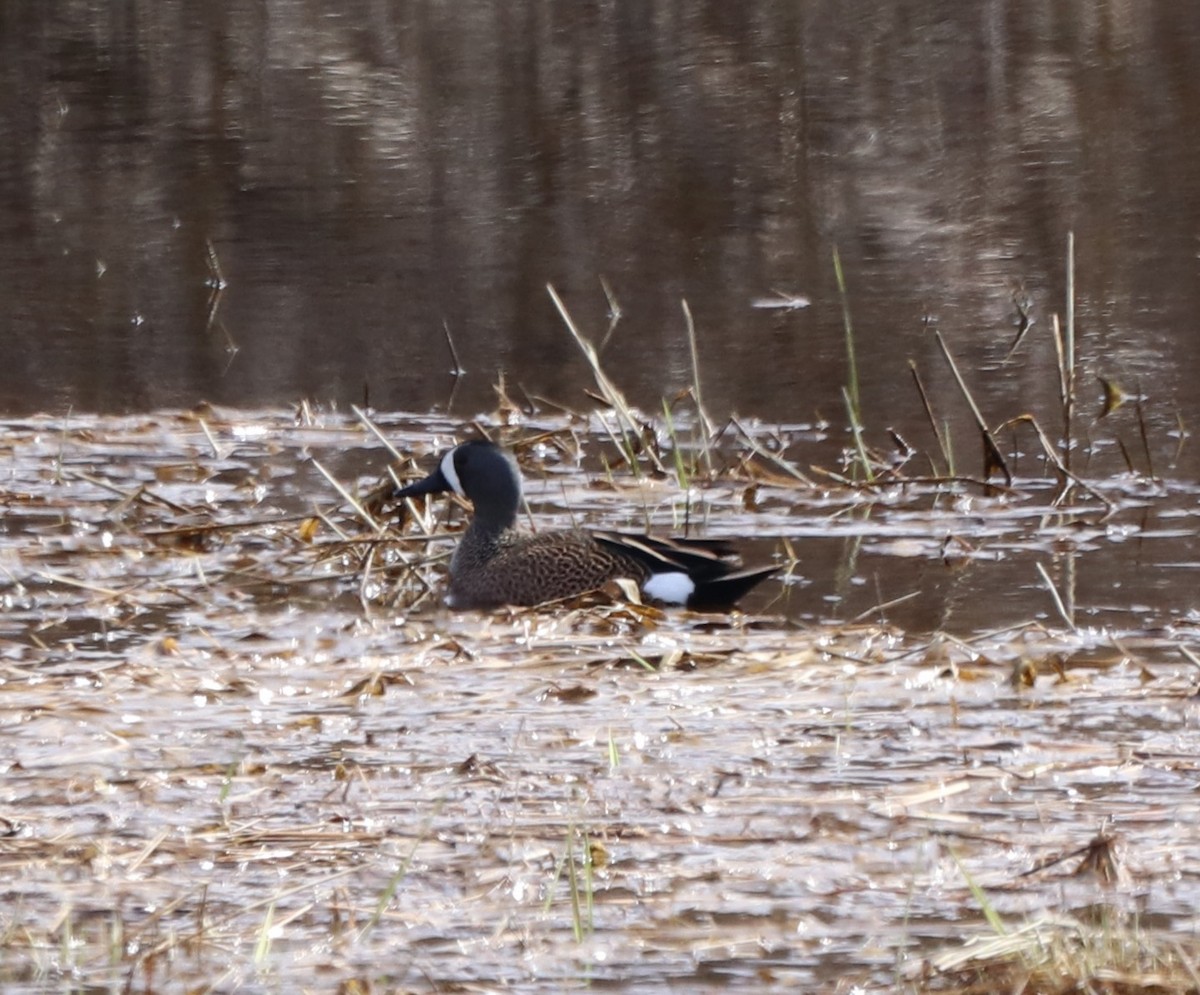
394;440;777;610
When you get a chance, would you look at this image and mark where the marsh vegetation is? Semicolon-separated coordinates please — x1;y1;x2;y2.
2;285;1198;992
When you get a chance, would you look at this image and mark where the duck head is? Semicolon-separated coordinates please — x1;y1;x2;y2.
394;440;522;531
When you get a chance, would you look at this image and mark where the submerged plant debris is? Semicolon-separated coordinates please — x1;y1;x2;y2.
0;406;1197;993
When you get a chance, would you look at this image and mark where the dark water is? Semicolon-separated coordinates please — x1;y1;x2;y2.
2;2;1199;448
4;1;1200;635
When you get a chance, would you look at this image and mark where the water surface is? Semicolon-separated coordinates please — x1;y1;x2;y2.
2;1;1198;449
2;3;1200;989
0;409;1196;991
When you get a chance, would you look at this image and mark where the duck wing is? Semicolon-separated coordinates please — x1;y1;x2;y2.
592;531;777;608
591;531;739;581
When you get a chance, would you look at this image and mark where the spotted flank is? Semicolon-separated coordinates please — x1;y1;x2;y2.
394;439;777;610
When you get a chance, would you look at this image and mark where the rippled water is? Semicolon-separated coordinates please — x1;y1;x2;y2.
3;2;1200;987
0;409;1196;992
3;2;1200;444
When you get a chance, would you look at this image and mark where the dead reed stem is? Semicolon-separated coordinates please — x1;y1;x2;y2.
547;283;665;475
933;331;1012;485
909;359;953;475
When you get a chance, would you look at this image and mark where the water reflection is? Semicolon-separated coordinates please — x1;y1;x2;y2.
1;1;1199;476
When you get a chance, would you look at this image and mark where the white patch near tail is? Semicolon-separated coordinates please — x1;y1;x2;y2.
440;448;465;497
642;571;695;605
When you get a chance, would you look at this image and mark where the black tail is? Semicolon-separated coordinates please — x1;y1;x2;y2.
593;531;777;609
687;564;779;610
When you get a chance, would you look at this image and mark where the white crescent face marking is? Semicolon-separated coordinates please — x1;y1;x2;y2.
440;447;465;498
642;572;695;605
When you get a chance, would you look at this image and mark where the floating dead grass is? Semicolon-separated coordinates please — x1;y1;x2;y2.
0;358;1196;992
916;907;1200;994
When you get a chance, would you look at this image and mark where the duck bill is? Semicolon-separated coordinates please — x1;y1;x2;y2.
393;466;451;499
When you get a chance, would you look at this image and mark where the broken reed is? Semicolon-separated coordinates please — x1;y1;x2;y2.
548;283;660;480
544;256;1105;501
907;231;1136;503
549;283;717;484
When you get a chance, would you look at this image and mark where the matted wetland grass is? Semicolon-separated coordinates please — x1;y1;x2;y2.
0;403;1198;994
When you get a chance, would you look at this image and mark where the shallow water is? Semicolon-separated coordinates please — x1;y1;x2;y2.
0;409;1196;992
3;3;1200;985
